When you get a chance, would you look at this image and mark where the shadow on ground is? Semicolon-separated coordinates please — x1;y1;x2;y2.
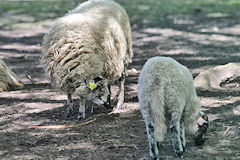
0;0;240;159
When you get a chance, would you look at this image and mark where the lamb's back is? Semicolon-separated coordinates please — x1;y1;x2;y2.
139;57;195;105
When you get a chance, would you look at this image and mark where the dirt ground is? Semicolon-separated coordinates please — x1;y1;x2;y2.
0;2;240;160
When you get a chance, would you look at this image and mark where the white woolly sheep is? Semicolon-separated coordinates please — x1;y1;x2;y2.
42;0;133;119
138;56;208;159
0;60;24;92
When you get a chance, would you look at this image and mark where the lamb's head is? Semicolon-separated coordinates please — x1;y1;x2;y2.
194;111;209;146
75;76;110;106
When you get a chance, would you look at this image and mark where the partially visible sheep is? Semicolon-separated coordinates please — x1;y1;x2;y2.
42;0;133;119
138;57;208;159
0;60;24;92
194;62;240;90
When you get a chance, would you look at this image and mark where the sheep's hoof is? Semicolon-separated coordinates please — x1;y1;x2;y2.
104;100;112;109
64;113;69;119
116;101;124;110
105;104;112;109
64;111;71;119
78;113;85;120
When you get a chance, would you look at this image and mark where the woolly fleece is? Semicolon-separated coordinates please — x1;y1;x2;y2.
0;60;24;92
42;0;133;95
138;56;201;141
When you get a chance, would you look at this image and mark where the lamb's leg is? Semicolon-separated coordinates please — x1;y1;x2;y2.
180;119;186;152
116;73;125;109
146;122;159;160
170;113;183;158
65;93;73;119
78;98;86;119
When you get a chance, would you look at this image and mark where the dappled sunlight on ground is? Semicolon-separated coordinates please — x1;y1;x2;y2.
1;0;240;159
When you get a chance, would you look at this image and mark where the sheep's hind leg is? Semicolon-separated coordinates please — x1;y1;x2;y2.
116;72;126;109
180;119;186;152
146;122;160;160
78;98;86;119
65;93;73;119
170;113;184;158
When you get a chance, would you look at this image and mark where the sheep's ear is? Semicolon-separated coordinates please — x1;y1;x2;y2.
86;79;95;85
94;76;107;87
86;79;97;91
94;76;103;82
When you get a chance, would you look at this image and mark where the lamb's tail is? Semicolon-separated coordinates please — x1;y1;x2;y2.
151;93;167;142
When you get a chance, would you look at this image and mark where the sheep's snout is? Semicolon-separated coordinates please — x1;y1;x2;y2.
91;91;110;106
195;113;209;146
92;98;105;106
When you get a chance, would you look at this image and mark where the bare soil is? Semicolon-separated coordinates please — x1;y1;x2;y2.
0;7;240;160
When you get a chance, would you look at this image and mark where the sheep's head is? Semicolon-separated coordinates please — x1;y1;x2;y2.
194;111;209;146
84;76;110;106
74;76;110;106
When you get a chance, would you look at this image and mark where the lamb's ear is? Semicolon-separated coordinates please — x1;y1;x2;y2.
200;111;208;121
200;110;205;117
198;111;209;128
202;114;208;121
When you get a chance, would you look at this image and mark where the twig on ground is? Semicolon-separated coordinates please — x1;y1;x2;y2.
133;144;139;151
26;118;96;129
222;126;231;136
127;133;139;138
108;144;139;150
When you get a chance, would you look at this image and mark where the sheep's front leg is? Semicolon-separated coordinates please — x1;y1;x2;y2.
105;84;112;109
170;113;183;158
116;74;125;109
65;93;73;119
146;122;160;160
78;98;86;119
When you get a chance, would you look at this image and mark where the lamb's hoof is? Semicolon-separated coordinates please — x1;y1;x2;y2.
175;151;184;158
182;146;187;152
195;132;206;146
195;137;206;146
